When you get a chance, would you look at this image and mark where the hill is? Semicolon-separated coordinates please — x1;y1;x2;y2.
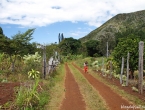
80;10;145;43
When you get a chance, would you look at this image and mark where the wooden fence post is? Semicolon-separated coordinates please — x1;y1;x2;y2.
126;52;130;86
138;41;144;94
43;46;46;79
107;42;109;58
109;61;112;79
120;57;124;84
102;58;104;75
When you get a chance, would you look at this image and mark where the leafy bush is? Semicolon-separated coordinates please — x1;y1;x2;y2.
122;75;127;81
0;53;4;62
23;52;42;73
114;73;120;79
0;53;11;73
92;60;99;71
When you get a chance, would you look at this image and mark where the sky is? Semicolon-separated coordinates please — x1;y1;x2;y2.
0;0;145;44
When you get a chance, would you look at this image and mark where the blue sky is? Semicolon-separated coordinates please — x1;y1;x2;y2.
0;0;145;44
1;21;95;44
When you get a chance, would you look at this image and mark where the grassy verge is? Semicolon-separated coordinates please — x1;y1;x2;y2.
45;64;66;110
88;69;145;106
68;63;108;110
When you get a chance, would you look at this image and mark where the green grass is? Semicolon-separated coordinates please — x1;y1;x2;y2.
45;64;66;110
11;78;50;110
88;69;145;106
68;63;108;110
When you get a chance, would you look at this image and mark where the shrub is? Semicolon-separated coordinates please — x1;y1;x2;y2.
23;52;42;73
15;79;40;109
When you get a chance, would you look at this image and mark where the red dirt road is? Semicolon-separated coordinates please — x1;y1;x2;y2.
72;63;138;110
59;63;86;110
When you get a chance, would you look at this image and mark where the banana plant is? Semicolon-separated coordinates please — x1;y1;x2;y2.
28;69;40;79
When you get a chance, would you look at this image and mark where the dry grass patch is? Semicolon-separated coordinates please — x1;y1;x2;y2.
68;63;108;110
45;64;66;110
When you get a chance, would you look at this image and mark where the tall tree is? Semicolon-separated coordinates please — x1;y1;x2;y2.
61;33;64;41
45;43;58;60
58;33;61;43
84;40;102;57
0;27;10;53
99;33;116;56
58;37;81;55
2;28;36;71
0;27;3;35
112;34;142;78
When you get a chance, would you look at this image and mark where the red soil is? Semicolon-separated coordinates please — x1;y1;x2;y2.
59;63;86;110
0;82;20;105
99;74;145;102
0;81;43;107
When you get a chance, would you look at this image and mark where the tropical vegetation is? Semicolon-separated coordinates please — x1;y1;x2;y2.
0;9;145;109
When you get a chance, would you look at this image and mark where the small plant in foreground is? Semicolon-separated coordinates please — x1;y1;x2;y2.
132;86;138;92
13;69;41;109
28;69;40;79
14;78;40;109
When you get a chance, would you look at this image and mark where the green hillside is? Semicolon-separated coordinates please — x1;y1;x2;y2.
80;10;145;43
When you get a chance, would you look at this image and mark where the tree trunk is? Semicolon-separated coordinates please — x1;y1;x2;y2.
11;62;15;72
129;70;134;79
126;52;130;86
10;55;16;72
138;41;144;94
109;61;112;79
120;57;124;84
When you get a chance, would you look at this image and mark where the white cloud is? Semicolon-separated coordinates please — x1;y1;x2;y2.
0;0;145;27
68;30;89;39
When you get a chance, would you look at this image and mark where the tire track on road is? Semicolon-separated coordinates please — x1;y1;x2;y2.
72;63;135;110
59;63;86;110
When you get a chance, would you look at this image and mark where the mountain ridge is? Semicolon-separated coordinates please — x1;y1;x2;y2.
80;10;145;43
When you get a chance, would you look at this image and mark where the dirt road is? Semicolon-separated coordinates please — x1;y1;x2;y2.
59;64;86;110
60;63;137;110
